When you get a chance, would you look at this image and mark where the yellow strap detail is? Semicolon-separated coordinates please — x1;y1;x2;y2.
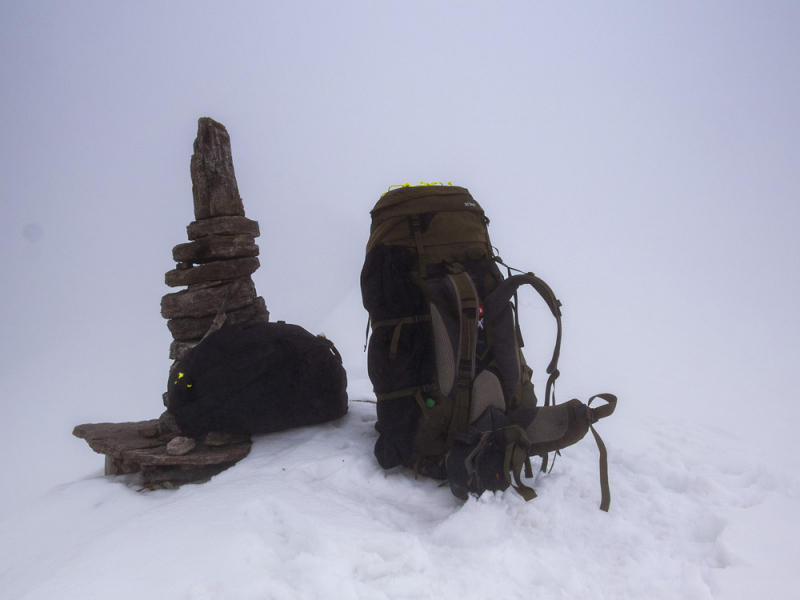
381;181;454;196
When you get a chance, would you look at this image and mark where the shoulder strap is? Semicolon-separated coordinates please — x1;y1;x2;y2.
445;271;479;446
483;272;563;403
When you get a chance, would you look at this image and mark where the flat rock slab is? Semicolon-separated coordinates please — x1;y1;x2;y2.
161;277;257;320
165;256;260;287
167;296;269;341
188;216;260;240
73;420;251;485
172;235;259;264
169;339;200;361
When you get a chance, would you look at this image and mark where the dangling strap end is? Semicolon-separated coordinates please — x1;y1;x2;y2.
591;424;611;512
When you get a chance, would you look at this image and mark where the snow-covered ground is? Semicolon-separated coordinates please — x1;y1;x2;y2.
2;2;800;598
1;379;797;599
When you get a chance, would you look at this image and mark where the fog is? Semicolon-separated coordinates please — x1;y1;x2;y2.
1;1;798;513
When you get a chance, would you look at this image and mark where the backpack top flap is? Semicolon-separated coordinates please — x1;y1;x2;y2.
366;185;493;264
370;185;481;222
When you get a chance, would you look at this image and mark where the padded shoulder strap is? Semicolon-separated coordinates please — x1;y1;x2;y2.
483;272;563;401
445;271;480;446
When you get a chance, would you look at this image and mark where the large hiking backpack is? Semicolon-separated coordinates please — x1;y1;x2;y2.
361;183;616;509
167;321;348;438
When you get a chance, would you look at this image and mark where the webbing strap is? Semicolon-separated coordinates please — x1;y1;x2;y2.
503;426;536;501
451;379;471;448
509;446;537;501
588;393;617;421
375;386;421;401
462;431;491;486
446;272;479;447
586;393;615;511
375;383;440;415
371;315;431;328
391;316;420;360
201;278;245;342
591;425;611;512
372;315;432;360
501;263;525;350
483;272;563;378
544;369;559;407
371;314;432;360
375;387;427;416
539;449;560;474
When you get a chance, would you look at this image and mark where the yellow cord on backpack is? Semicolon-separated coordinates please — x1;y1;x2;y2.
383;181;454;196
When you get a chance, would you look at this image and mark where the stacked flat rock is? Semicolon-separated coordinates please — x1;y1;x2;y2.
161;118;269;367
73;117;259;489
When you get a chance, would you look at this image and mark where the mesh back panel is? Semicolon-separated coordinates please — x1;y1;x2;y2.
431;304;456;396
469;370;506;423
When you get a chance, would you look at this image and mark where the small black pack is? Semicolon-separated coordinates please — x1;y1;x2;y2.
167;321;348;437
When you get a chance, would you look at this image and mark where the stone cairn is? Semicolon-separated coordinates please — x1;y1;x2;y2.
161;116;269;381
73;118;263;488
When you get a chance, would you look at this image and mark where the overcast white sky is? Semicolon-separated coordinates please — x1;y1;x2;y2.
1;1;799;511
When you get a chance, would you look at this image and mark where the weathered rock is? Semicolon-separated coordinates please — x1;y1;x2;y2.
173;235;259;264
161;277;256;319
169;339;200;361
167;296;269;341
74;421;169;457
73;420;252;486
166;436;196;456
165;256;260;287
73;119;269;491
139;464;238;486
158;410;181;434
139;424;160;438
187;216;260;240
188;280;225;291
191;118;245;219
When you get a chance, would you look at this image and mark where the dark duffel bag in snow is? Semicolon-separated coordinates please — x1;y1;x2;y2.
167;322;348;437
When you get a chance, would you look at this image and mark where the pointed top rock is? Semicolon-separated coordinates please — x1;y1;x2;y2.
190;117;245;220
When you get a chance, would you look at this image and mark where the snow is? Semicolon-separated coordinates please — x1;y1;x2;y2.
2;1;800;597
1;388;797;599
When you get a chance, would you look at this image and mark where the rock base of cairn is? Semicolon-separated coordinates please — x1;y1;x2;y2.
73;420;251;488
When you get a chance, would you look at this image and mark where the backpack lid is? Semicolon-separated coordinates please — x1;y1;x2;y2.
370;185;484;225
